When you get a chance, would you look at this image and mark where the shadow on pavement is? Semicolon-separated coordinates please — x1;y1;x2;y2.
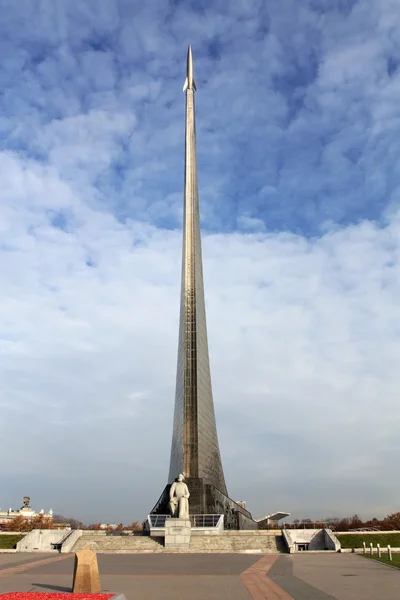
31;583;72;592
268;556;336;600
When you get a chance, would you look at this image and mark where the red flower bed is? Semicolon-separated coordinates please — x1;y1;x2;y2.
1;595;114;600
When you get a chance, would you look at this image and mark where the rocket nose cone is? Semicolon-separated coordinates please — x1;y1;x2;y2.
187;45;193;75
184;45;196;91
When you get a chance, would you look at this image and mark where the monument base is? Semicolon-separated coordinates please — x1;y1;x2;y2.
165;518;191;549
151;478;259;530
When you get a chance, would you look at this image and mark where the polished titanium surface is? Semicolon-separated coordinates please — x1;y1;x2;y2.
183;45;196;91
168;47;227;495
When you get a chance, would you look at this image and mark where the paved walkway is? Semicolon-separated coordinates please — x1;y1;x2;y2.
0;552;399;599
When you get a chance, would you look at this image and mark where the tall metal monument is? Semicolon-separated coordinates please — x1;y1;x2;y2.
151;48;257;529
168;46;227;494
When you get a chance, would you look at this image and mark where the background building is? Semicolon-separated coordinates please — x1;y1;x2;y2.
0;496;53;527
256;512;291;529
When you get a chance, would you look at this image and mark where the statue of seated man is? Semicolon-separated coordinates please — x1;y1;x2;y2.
169;474;190;519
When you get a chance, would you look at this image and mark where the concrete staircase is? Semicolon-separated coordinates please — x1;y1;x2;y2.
190;532;286;554
71;532;165;554
70;531;286;554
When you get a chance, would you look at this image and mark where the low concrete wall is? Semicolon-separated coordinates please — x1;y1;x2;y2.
282;529;339;552
189;528;221;536
324;529;340;551
341;547;400;553
289;529;325;550
335;530;400;534
60;529;83;553
282;529;294;553
16;530;66;552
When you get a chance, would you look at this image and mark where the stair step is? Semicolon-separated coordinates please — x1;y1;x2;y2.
70;533;286;554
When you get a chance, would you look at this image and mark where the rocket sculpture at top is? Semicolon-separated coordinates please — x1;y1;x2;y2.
168;46;228;495
183;45;197;91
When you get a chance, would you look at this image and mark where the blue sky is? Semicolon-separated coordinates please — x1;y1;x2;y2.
1;0;400;524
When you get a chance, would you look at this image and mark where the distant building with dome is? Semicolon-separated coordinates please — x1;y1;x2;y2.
0;496;53;527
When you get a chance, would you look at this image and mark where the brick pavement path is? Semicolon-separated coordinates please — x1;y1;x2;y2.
241;556;293;599
0;554;68;579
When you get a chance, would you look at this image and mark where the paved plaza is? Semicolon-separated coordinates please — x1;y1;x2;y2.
0;552;399;599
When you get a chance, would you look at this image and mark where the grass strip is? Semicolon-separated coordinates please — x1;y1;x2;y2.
337;533;400;549
363;553;400;568
0;534;25;549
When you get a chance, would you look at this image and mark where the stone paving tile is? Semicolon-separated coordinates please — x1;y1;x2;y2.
97;553;263;575
0;554;300;599
0;574;252;600
2;551;400;600
0;553;261;599
101;575;252;600
268;555;335;600
0;554;52;571
21;556;74;576
241;555;294;600
242;571;294;600
293;553;400;600
26;553;263;576
0;555;69;578
0;575;72;593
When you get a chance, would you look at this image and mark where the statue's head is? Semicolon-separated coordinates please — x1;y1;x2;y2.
177;474;184;482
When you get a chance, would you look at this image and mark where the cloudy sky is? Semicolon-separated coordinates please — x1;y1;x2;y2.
1;0;400;525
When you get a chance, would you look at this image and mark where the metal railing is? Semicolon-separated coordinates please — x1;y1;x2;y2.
190;514;223;528
147;514;223;529
148;515;169;528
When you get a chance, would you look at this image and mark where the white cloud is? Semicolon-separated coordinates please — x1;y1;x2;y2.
1;148;400;521
1;0;400;524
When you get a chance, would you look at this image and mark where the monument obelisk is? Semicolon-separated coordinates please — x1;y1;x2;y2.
168;45;227;494
151;48;257;529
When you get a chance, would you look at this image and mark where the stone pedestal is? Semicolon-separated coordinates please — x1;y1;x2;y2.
165;518;191;549
72;546;101;593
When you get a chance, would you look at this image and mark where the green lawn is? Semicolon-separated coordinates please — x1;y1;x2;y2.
337;533;400;549
0;534;25;549
363;553;400;568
